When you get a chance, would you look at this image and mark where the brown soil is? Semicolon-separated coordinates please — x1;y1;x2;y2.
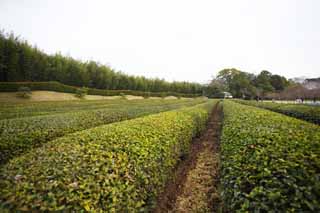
154;102;223;213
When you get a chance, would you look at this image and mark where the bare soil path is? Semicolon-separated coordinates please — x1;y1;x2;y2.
154;102;223;213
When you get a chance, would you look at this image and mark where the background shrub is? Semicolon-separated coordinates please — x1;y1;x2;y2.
0;82;201;98
16;86;32;98
75;87;88;98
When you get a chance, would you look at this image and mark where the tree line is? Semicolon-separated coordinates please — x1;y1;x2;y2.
204;68;292;98
0;31;203;94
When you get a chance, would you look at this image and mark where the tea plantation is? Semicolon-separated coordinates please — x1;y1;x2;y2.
221;101;320;212
0;99;205;164
0;98;319;212
235;99;320;125
0;100;216;211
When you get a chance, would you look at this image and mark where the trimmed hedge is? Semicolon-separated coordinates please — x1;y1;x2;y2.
0;101;216;212
221;101;320;212
235;100;320;125
0;81;77;93
0;81;201;98
16;86;32;98
0;99;195;120
0;99;204;164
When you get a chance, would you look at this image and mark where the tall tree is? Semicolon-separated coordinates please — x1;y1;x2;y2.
254;70;275;94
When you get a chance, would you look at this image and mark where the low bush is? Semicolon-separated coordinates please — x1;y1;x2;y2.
235;100;320;125
0;101;216;212
119;92;127;100
16;86;32;98
142;91;151;99
74;87;88;98
0;81;77;93
0;82;201;98
220;101;320;212
0;99;205;164
0;99;201;120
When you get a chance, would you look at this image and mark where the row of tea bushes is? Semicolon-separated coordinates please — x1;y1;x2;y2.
235;100;320;125
0;101;216;212
0;99;131;120
0;99;204;164
0;99;198;120
220;101;320;212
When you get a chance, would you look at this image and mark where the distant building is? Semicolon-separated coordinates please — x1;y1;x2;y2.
222;92;233;99
303;78;320;90
291;76;307;84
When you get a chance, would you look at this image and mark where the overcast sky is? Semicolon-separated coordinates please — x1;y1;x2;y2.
1;0;319;83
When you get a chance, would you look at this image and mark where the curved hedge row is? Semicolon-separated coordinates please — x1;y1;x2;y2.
221;101;320;212
0;81;202;98
0;101;216;212
0;99;204;164
0;98;127;120
235;100;320;125
0;99;194;120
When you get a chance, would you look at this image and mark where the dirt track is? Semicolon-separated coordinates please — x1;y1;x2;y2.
154;102;223;212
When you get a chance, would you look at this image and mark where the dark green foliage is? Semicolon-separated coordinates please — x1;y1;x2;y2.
211;68;290;98
0;81;201;98
0;99;200;120
0;99;205;164
0;101;216;212
270;74;289;91
16;86;31;98
235;100;320;125
74;87;88;98
220;101;320;212
160;92;166;98
142;91;151;99
0;81;77;93
215;68;257;98
0;31;203;95
254;70;275;93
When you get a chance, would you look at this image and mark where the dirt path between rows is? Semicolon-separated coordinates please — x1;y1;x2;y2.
154;102;223;213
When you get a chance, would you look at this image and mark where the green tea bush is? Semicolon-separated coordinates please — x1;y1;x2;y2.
0;101;216;212
235;100;320;125
220;101;320;212
0;99;205;164
0;99;203;120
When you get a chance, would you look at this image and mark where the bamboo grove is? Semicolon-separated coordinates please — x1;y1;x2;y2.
0;31;203;94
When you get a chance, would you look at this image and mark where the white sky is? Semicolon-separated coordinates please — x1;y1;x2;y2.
1;0;319;83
